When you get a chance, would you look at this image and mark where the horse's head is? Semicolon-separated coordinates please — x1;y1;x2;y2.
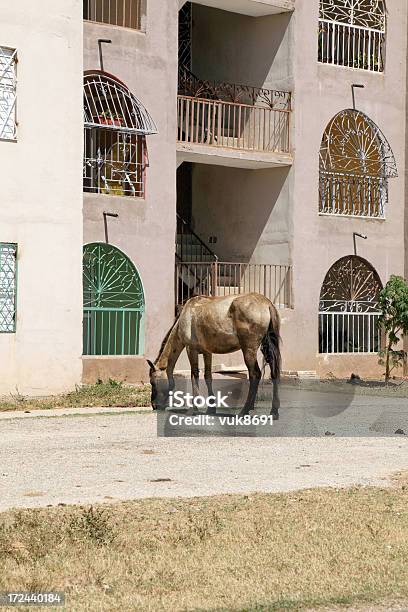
147;360;169;411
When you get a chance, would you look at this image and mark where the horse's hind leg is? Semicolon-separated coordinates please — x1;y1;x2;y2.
239;347;261;417
271;379;280;420
203;352;216;415
186;346;200;413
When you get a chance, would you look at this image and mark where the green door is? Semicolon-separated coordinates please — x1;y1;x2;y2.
83;243;145;356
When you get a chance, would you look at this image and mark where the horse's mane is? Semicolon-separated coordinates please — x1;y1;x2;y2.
155;313;181;363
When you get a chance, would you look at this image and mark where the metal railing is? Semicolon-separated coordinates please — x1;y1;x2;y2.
318;19;385;72
176;214;218;263
319;172;387;218
319;312;381;354
83;307;144;356
178;66;291;111
83;0;142;30
175;262;292;309
177;95;291;154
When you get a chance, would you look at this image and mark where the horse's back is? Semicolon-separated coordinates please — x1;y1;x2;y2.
178;293;275;354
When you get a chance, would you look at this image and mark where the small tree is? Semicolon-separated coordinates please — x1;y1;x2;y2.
378;275;408;382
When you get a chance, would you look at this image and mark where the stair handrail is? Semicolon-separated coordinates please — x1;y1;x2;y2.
176;213;218;262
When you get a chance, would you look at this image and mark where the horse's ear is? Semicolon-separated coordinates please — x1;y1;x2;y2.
147;359;156;372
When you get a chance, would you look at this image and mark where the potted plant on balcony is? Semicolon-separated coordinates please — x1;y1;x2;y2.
98;111;124;127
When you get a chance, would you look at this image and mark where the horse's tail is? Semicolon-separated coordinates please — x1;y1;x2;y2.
260;304;281;381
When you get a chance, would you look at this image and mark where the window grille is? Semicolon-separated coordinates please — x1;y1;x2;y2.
318;0;386;72
83;0;143;30
83;243;145;355
84;128;147;197
319;256;382;354
83;71;157;198
0;47;17;140
0;243;17;333
319;109;397;218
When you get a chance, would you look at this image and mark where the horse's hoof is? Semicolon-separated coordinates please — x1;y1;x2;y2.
272;413;279;421
206;408;217;416
185;408;199;416
238;411;250;418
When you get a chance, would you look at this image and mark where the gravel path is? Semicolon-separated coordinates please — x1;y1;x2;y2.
1;392;408;511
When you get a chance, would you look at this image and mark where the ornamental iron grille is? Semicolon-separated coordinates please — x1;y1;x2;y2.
318;0;386;72
0;243;17;333
83;0;143;30
0;47;17;140
319;255;382;354
83;71;157;197
178;66;291;111
179;3;192;71
319;109;397;218
83;243;145;355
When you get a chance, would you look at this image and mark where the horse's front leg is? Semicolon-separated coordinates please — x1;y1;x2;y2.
203;352;216;415
186;347;200;414
239;348;261;417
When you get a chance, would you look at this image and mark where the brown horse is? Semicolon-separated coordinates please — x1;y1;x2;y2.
148;293;281;418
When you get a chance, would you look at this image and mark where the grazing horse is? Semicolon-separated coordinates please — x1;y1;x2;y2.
148;293;281;418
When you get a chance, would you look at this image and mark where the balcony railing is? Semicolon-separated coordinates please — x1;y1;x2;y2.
83;0;142;30
176;261;292;309
177;68;291;154
318;19;385;72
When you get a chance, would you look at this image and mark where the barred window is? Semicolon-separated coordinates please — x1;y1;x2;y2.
83;71;157;198
0;243;17;333
83;0;143;30
0;47;17;140
83;243;145;355
319;109;397;218
318;0;386;72
319;256;382;354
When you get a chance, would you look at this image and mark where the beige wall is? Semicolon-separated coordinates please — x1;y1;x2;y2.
185;1;407;378
0;0;83;395
286;0;407;377
83;0;179;367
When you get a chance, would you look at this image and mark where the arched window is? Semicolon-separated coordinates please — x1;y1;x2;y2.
83;71;157;198
319;255;382;354
319;109;397;218
83;243;145;356
318;0;386;72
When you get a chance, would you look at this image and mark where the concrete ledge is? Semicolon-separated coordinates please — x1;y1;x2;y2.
186;0;295;17
177;143;293;169
82;356;149;385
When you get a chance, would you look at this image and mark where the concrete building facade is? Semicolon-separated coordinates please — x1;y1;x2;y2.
1;0;407;395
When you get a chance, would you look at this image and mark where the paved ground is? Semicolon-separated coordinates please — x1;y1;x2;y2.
1;389;408;511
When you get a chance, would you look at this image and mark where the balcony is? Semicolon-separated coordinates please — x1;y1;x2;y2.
177;69;292;169
178;0;294;17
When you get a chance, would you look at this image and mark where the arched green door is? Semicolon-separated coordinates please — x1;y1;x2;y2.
83;243;145;356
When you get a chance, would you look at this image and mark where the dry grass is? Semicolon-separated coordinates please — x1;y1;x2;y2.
1;485;408;611
0;380;151;412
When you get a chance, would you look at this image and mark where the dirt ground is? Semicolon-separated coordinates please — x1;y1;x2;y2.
1;388;408;511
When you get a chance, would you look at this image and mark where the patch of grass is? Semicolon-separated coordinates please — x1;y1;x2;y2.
0;380;151;412
1;486;408;610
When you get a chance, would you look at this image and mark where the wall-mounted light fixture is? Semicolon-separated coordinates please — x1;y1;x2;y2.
353;231;367;256
351;83;365;110
98;39;112;72
103;212;118;244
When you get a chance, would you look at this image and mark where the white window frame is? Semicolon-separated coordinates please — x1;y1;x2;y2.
0;47;17;140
